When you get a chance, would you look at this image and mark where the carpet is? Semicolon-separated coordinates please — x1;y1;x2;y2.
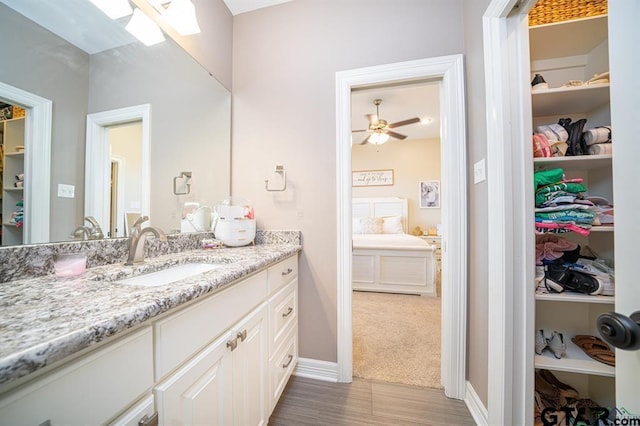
352;291;442;389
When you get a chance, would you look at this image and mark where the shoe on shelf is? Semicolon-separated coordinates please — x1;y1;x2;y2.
535;329;548;355
538;369;579;400
547;331;567;359
531;73;549;90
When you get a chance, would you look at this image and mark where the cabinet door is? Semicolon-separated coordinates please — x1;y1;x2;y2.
232;303;268;426
155;331;234;426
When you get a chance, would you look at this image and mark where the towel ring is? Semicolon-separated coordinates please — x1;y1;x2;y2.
173;171;192;195
265;165;286;192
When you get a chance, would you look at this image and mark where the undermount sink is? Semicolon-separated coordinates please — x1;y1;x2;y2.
116;263;223;287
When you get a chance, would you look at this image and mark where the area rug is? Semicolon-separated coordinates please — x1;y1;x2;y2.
352;291;442;389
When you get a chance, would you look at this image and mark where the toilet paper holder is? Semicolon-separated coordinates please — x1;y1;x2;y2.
265;165;287;192
173;171;192;195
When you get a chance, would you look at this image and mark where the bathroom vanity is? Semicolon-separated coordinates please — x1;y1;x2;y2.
0;233;300;425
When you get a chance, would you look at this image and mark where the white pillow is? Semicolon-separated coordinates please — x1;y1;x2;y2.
353;216;383;234
382;216;403;234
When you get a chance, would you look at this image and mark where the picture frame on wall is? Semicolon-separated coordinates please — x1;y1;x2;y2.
419;180;440;208
352;169;394;187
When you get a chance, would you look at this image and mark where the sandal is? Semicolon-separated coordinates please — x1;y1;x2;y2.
571;335;615;366
538;369;579;400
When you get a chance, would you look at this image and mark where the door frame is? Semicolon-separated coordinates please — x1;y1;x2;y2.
335;55;468;399
85;104;150;233
0;82;51;244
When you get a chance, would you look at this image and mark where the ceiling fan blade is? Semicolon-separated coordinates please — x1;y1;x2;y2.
387;117;421;128
386;130;407;140
359;135;370;145
366;113;379;125
352;129;369;133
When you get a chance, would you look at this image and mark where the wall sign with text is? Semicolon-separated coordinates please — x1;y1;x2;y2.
352;169;394;187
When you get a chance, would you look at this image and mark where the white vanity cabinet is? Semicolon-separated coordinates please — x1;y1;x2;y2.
0;327;154;426
267;255;298;413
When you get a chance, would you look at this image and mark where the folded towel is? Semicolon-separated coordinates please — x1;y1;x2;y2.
583;126;611;146
588;143;612;155
534;124;568;142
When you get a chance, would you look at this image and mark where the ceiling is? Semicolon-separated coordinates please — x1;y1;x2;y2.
223;0;293;15
351;81;441;144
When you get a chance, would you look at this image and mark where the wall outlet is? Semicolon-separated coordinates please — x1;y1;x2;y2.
57;183;75;198
473;158;486;184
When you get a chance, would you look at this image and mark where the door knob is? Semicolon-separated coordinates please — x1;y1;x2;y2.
597;311;640;350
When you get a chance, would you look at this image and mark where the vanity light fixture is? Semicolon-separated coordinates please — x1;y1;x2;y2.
126;8;166;46
368;131;390;145
89;0;133;19
163;0;201;35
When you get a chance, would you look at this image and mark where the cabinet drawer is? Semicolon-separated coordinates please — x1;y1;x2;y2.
109;394;155;426
269;326;298;413
0;327;153;426
154;270;267;379
269;279;298;355
268;255;298;294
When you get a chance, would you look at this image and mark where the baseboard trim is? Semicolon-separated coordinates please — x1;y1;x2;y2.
294;358;339;382
465;380;488;426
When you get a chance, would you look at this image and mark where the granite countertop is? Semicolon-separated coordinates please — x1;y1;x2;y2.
0;244;301;388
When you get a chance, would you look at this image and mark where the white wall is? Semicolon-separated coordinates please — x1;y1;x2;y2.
352;138;441;233
232;0;464;363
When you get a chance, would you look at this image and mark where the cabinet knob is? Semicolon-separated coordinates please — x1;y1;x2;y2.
282;354;294;368
597;311;640;350
281;268;293;276
138;412;159;426
237;329;247;342
226;338;238;351
282;306;294;318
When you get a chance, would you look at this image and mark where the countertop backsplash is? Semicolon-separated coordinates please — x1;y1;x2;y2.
0;230;301;283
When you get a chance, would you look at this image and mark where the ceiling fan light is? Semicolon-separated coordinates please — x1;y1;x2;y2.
89;0;133;19
164;0;201;35
369;132;389;145
126;8;166;46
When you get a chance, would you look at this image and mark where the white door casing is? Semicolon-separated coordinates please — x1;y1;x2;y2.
85;104;150;234
335;55;468;399
0;82;51;244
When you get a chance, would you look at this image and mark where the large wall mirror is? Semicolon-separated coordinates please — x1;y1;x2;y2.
0;0;231;246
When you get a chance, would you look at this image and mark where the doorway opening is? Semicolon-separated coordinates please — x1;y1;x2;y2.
336;55;468;399
350;80;443;388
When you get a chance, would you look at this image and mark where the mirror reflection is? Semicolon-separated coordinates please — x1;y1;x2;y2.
0;0;231;246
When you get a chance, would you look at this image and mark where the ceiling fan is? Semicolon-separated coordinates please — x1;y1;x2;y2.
352;98;421;145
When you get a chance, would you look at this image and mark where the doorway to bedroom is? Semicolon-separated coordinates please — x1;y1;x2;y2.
350;80;443;389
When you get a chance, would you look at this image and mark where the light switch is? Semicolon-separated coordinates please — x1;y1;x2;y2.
474;158;486;184
57;183;75;198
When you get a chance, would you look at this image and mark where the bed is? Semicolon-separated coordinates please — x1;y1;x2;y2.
352;197;437;296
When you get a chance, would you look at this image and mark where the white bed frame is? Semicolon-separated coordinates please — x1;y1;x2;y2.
352;197;436;296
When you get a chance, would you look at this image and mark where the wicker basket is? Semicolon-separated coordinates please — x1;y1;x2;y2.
529;0;607;26
13;106;26;118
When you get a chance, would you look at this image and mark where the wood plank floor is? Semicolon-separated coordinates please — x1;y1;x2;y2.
269;375;476;426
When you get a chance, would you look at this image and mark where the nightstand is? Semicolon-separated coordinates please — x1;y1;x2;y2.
419;235;441;265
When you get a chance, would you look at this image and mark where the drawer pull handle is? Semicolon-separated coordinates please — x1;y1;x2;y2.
138;412;159;426
237;329;247;342
282;307;294;318
282;354;293;368
281;268;293;276
226;338;238;351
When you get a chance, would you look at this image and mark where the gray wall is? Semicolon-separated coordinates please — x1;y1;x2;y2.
0;3;89;242
89;42;231;233
463;0;491;406
231;0;464;363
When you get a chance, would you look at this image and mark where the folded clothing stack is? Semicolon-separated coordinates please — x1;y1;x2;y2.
9;200;24;228
534;168;595;236
14;172;24;189
583;125;612;155
533;120;612;157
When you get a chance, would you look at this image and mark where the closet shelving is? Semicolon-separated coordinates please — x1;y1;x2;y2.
1;116;25;246
530;12;615;405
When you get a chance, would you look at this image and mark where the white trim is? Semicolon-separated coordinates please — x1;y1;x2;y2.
110;156;126;238
0;82;51;244
483;1;536;424
465;381;488;426
335;55;468;399
293;358;338;383
85;104;150;234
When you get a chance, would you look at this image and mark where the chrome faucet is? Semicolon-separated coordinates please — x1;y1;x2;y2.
70;216;104;240
125;216;167;265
